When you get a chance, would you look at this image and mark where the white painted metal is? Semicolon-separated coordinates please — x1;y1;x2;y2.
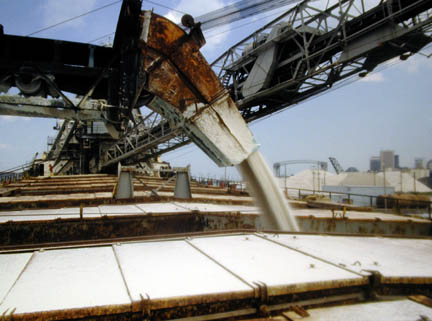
55;208;82;214
174;171;192;199
0;202;260;222
0;209;59;215
0;207;102;221
270;234;432;278
0;253;32;303
292;208;430;223
82;207;102;214
56;207;101;215
173;202;260;214
135;202;189;213
242;24;281;97
186;93;258;167
140;11;152;43
0;247;130;314
98;204;143;215
149;94;258;168
189;234;363;292
24;208;62;214
0;232;431;317
114;240;252;301
0;96;107;121
339;25;407;64
115;164;134;199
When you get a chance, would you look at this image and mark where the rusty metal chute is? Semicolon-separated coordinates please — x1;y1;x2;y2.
138;12;258;168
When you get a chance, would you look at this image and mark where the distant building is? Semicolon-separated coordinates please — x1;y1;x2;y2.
394;154;400;169
370;156;381;172
415;158;424;169
427;160;432;171
380;150;395;170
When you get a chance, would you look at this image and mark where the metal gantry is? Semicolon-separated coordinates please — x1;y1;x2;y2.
99;111;189;171
47;119;77;171
329;157;345;174
1;0;431;173
109;0;432;170
212;0;432;121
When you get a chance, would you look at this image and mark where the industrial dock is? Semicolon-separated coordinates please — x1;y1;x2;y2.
1;0;432;319
0;173;431;320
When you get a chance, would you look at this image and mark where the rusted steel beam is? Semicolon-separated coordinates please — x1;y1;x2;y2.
0;192;254;211
4;282;430;321
0;229;256;252
0;213;257;247
4;175;229;197
409;295;432;308
1;228;432;320
295;216;432;237
8;183;228;196
4;229;428;252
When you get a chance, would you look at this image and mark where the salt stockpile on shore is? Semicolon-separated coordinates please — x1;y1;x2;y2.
279;170;431;193
377;171;432;193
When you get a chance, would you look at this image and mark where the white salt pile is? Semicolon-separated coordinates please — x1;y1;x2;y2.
278;169;431;193
278;169;336;191
377;171;431;193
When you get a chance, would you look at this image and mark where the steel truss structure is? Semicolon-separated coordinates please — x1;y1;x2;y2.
273;159;328;177
113;0;432;170
213;0;432;121
100;110;189;171
1;0;431;173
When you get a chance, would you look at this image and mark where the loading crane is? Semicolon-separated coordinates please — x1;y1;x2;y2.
101;0;432;173
0;0;300;174
1;0;431;174
329;157;345;174
215;0;432;121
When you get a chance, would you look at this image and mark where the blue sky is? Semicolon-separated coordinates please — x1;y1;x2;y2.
0;0;431;179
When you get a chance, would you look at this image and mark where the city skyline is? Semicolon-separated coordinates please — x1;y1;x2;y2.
369;149;432;172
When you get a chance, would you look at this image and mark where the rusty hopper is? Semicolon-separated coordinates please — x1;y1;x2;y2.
139;12;298;231
139;12;256;167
